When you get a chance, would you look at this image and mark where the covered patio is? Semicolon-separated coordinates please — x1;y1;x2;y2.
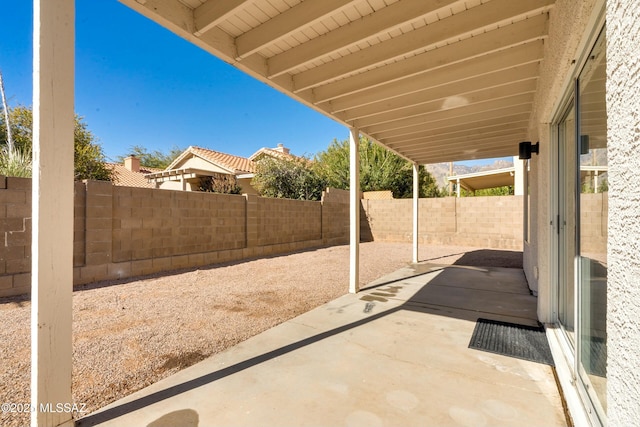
31;1;560;426
76;257;567;427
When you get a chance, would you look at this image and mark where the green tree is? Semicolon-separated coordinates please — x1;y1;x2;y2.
198;173;242;195
0;106;114;181
117;145;183;169
0;145;31;178
461;185;514;197
0;105;32;152
314;137;442;198
73;116;114;181
252;156;325;201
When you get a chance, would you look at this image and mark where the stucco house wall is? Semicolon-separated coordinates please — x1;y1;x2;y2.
525;0;600;320
521;0;640;423
606;1;640;424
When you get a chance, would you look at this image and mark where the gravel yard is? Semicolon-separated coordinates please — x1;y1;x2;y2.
0;242;521;426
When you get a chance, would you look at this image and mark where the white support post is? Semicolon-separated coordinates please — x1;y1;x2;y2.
349;127;360;294
412;163;419;264
514;155;525;195
456;178;461;198
31;1;74;426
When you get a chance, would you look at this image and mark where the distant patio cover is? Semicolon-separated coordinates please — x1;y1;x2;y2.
448;167;516;193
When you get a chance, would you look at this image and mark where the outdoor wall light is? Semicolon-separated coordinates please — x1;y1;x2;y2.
518;141;539;159
580;135;590;155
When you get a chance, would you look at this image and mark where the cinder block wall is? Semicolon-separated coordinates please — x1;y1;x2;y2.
0;179;350;297
322;188;350;245
2;179;608;297
579;192;608;255
256;197;321;246
0;177;32;296
361;196;524;250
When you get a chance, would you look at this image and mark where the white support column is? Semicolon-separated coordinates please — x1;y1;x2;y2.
456;178;461;198
514;155;525;195
412;163;419;264
31;1;74;426
349;127;360;294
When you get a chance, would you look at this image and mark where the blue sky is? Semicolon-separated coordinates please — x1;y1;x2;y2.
1;1;502;166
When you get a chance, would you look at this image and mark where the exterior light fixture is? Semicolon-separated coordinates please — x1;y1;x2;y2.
518;141;539;160
580;135;590;155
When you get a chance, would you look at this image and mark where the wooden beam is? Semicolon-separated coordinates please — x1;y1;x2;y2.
294;0;552;91
305;13;548;98
411;146;520;164
267;0;459;77
380;115;531;145
391;131;528;155
400;136;524;154
343;64;538;121
370;103;533;141
32;0;74;426
121;0;237;60
386;126;530;151
322;41;544;109
413;146;521;162
352;79;536;128
235;0;356;59
194;0;248;36
363;93;534;135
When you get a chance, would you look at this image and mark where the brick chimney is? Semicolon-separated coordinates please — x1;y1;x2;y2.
274;143;290;154
124;155;140;172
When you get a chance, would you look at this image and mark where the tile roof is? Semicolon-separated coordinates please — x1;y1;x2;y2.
249;147;297;162
187;146;256;173
108;163;162;188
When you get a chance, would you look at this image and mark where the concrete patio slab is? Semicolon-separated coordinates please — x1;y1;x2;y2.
77;263;568;427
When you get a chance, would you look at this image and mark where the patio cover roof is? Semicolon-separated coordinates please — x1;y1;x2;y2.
447;167;516;192
118;0;553;164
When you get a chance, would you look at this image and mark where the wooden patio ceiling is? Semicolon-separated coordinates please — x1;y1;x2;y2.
120;0;554;164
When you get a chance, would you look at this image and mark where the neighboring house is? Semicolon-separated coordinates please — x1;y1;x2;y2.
248;143;296;162
107;156;162;188
145;144;295;194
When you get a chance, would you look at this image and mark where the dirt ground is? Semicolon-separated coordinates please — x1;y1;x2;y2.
0;242;522;427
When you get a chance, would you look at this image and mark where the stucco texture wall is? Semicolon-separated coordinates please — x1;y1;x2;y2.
526;0;599;321
606;1;640;424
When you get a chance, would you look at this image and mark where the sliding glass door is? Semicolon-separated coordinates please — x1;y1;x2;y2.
556;27;607;424
577;28;607;418
557;101;576;346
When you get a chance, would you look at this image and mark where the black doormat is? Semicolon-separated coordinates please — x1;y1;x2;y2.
469;318;555;366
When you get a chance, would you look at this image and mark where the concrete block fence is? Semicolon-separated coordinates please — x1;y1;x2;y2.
361;196;525;250
1;176;589;298
0;178;350;297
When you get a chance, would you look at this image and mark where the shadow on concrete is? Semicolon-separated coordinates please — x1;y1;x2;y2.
76;305;404;426
146;409;199;427
452;249;523;269
77;257;537;427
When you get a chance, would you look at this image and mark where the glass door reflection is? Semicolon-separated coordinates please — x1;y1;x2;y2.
577;28;607;418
